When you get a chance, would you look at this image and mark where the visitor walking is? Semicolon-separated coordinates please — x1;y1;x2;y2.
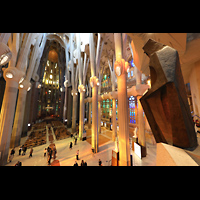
81;160;84;166
19;146;22;155
22;145;27;156
44;148;47;157
73;161;78;166
69;142;73;150
74;137;77;145
48;148;52;165
8;148;15;162
53;146;57;159
76;150;79;160
15;161;22;166
99;159;102;166
29;148;33;158
80;160;87;166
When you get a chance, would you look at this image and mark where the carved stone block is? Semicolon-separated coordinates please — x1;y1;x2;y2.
140;39;198;150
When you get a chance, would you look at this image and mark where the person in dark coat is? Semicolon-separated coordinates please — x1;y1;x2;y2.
29;148;33;158
22;145;27;156
69;142;73;150
48;149;52;165
74;137;77;145
15;161;22;166
76;150;79;160
99;159;102;166
19;146;22;155
81;160;84;166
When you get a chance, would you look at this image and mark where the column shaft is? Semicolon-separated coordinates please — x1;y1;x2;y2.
92;85;98;153
0;80;18;165
10;89;27;147
79;91;85;139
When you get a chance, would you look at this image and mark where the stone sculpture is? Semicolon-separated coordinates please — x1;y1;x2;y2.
140;39;198;150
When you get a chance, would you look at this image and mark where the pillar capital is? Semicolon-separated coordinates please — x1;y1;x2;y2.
78;84;86;93
114;59;130;77
90;76;99;88
19;79;32;91
71;89;78;96
64;80;68;88
2;67;25;83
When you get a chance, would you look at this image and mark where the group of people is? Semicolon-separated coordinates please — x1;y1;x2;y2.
73;160;87;166
44;145;57;165
8;145;34;165
73;159;103;166
10;142;57;166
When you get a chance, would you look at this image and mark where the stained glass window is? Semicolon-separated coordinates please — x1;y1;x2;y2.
129;96;136;124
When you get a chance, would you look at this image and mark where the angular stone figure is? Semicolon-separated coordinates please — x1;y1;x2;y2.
140;39;198;150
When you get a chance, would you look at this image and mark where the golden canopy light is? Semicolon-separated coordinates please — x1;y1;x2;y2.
0;42;12;67
48;49;58;63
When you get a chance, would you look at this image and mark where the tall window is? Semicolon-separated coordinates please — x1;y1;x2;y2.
129;96;136;124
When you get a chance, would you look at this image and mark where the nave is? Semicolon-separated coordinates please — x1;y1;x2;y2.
2;33;200;166
6;119;157;166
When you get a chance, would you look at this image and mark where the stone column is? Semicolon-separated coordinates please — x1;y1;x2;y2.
10;34;42;147
89;33;99;153
78;85;85;140
114;33;130;166
88;101;92;129
0;67;24;165
67;86;72;128
98;99;101;135
63;85;68;123
10;80;31;147
71;90;78;133
137;95;146;156
112;98;117;141
90;76;99;153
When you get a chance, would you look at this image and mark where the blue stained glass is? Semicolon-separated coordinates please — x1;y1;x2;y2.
131;70;134;77
131;59;135;67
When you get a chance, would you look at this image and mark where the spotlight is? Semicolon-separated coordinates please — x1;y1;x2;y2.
115;66;122;77
37;83;41;89
19;84;24;88
19;76;24;84
64;80;68;87
0;42;12;66
5;72;14;79
27;86;31;91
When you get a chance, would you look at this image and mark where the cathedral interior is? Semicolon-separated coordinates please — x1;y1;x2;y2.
1;33;200;166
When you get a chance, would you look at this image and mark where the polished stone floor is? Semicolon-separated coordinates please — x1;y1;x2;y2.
6;125;157;166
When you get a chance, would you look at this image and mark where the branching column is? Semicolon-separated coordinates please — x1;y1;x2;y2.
114;33;130;166
0;33;35;165
90;76;99;152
